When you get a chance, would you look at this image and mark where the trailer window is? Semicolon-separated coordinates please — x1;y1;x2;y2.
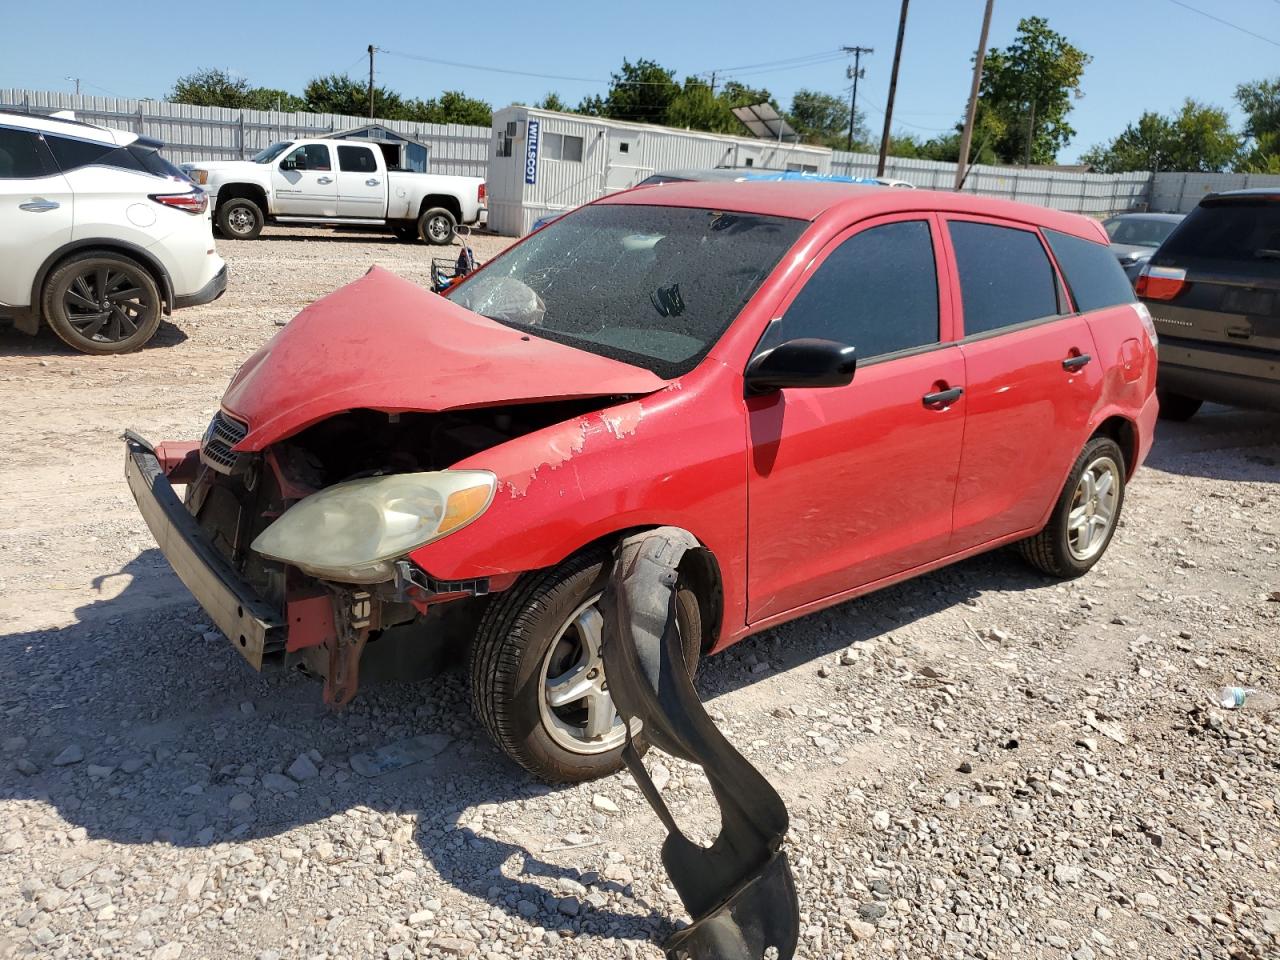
544;133;583;163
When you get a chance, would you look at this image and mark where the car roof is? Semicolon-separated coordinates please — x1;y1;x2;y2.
0;109;133;146
1104;212;1184;222
1203;187;1280;201
600;180;1107;242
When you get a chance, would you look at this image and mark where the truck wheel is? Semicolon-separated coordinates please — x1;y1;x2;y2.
418;207;457;245
469;549;702;783
1156;389;1203;422
1016;436;1126;579
42;252;162;355
216;198;264;239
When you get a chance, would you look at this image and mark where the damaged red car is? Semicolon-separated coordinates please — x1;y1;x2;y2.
126;181;1158;782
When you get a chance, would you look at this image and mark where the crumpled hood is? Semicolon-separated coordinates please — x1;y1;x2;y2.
223;267;667;451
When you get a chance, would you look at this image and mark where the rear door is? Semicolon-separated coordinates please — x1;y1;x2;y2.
334;144;385;219
942;217;1103;552
746;214;966;622
1145;194;1280;355
272;143;337;216
0;125;73;309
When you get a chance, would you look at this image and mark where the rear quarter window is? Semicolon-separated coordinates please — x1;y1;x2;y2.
1044;229;1136;312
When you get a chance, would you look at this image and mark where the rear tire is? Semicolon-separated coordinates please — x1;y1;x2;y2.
1017;436;1126;579
418;207;457;245
1156;389;1203;422
469;548;702;783
216;198;264;239
42;252;162;355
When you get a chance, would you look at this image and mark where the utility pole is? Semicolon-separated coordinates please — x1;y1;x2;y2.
1024;97;1036;166
876;0;910;177
65;76;81;95
368;45;376;120
954;0;994;190
842;46;873;151
708;71;718;96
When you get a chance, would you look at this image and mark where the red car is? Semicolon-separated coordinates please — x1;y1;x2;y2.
126;182;1158;782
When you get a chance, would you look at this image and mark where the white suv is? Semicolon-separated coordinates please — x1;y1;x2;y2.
0;111;227;355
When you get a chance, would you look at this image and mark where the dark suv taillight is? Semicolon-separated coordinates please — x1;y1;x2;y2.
150;190;208;215
1135;264;1189;301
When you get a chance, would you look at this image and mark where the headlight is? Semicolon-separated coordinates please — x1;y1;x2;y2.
188;168;209;185
250;470;496;583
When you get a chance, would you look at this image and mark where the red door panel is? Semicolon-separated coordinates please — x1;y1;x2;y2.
747;347;966;621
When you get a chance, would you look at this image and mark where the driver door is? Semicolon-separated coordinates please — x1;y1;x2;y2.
746;215;966;623
272;143;338;216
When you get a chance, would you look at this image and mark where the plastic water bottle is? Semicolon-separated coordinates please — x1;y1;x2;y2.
1216;686;1252;709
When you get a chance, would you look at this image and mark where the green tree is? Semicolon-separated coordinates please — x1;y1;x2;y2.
788;88;860;149
574;93;606;117
1080;99;1241;173
170;68;252;108
242;87;307;112
977;16;1091;164
718;81;775;110
536;92;568;112
304;73;407;118
667;78;731;132
408;90;492;126
1235;76;1280;171
602;58;678;123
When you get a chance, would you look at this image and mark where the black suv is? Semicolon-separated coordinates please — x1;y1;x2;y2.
1137;189;1280;420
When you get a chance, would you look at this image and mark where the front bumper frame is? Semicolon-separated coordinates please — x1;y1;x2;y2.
124;431;285;669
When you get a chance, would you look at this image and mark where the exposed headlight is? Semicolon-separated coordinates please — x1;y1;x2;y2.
250;470;496;583
188;168;209;185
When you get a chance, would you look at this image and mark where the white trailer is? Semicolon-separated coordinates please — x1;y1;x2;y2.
486;106;833;236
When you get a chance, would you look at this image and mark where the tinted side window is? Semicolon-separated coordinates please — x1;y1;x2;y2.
284;144;332;171
337;145;378;173
0;128;55;178
949;221;1058;335
1044;229;1136;312
765;220;939;360
1158;199;1280;264
47;134;114;172
127;144;188;180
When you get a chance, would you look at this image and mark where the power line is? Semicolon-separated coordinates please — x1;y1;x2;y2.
1163;0;1280;47
705;49;846;73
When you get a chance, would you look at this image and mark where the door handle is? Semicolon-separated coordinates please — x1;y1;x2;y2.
365;178;381;186
1062;353;1092;371
18;198;60;212
922;386;964;408
316;176;334;184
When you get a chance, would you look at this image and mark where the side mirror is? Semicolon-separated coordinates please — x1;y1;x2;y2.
744;338;857;395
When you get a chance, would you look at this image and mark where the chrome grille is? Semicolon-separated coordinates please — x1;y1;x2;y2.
201;410;249;473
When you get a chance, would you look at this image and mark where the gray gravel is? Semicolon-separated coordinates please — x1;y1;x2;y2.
2;227;1279;959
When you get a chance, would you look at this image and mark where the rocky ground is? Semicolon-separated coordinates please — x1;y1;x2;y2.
1;227;1278;960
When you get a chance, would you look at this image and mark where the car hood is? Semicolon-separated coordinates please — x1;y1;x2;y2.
1110;243;1156;262
222;267;667;451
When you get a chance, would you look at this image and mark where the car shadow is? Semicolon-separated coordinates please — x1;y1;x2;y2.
0;543;1046;943
1142;404;1280;483
0;319;189;356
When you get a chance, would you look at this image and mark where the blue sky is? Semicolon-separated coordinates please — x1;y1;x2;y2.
3;0;1277;161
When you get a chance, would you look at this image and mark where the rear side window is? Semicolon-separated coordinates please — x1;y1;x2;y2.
337;145;378;173
765;220;939;360
127;144;188;180
0;127;56;178
1158;198;1280;264
949;221;1059;336
1044;229;1136;312
47;134;114;171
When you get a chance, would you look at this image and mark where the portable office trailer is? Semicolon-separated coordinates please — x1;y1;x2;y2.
323;124;432;172
486;105;833;236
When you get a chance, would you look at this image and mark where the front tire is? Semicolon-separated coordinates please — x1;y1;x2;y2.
42;252;162;355
418;207;457;245
216;198;264;239
1156;389;1203;422
1017;436;1126;579
470;549;702;783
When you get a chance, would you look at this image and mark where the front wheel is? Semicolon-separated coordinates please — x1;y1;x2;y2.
418;207;457;245
42;252;162;355
216;198;264;239
1016;436;1126;578
470;549;702;783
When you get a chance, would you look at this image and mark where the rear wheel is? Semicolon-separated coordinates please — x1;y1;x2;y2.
418;207;457;245
470;549;702;783
1156;389;1203;422
216;198;264;239
1017;436;1126;579
42;252;162;355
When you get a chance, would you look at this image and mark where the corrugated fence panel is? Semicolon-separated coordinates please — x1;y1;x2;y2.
1149;171;1280;213
1;88;490;176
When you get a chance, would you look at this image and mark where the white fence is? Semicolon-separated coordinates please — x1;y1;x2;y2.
1150;171;1280;213
831;150;1151;215
0;89;491;177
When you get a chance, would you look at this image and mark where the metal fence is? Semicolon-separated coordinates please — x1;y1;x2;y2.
1149;171;1280;213
831;150;1152;215
0;89;492;177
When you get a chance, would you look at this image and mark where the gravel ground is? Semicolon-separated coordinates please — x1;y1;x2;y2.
1;227;1278;960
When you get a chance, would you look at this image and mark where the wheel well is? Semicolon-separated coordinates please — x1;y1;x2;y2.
216;183;268;212
1092;416;1137;476
419;194;462;222
36;243;173;316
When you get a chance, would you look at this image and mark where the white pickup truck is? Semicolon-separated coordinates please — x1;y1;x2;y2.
184;139;485;244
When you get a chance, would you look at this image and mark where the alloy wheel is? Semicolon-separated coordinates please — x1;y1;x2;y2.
62;265;151;344
1067;456;1120;561
537;594;627;754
